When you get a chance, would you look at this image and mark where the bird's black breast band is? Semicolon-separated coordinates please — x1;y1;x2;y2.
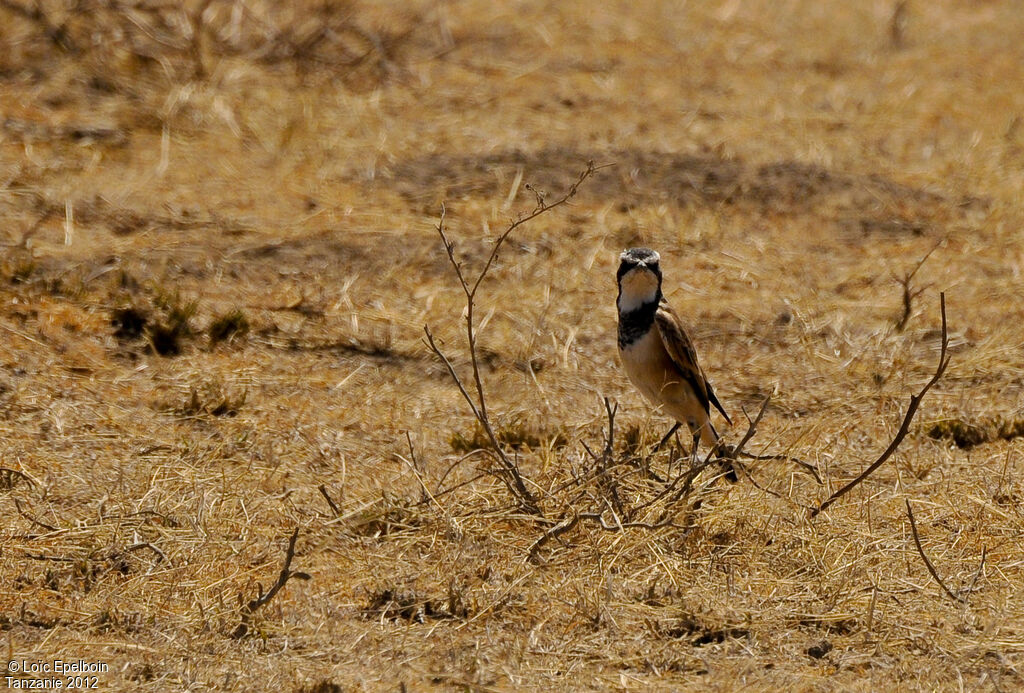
617;299;660;349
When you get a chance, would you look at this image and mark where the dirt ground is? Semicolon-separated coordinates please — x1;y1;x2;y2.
2;0;1024;690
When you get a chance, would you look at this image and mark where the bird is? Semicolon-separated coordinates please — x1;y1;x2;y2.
616;247;732;456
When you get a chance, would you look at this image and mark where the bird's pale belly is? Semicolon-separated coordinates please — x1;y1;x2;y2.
618;329;713;444
618;329;685;406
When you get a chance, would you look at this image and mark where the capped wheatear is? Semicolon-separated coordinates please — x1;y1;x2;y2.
616;247;731;453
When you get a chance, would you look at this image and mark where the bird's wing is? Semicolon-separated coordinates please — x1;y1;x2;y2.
655;302;732;425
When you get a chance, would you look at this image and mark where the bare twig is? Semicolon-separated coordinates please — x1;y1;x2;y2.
894;240;941;332
398;432;450;514
812;293;950;517
737;450;822;483
578;510;673;533
653;422;681;453
656;398;799;483
725;399;822;483
318;484;341;517
527;508;674;564
14;498;57;532
543;455;639;500
188;0;214;77
628;459;710;518
423;326;482;422
124;542;169;565
13;209;56;249
905;499;964;603
527;513;583;562
424;470;490;503
404;431;430;504
0;467;35;491
434;448;490;492
706;396;772;484
619;403;761;521
424;161;601;515
24;552;76;562
726;396;771;460
231;528;310;638
593;398;627;519
964;546;987;603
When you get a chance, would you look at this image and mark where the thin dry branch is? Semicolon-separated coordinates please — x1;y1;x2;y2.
0;467;35;491
425;161;601;516
423;325;482;422
894;240;941;331
404;431;430;504
24;552;76;562
590;398;627;519
724;397;822;484
527;513;583;562
737;449;822;483
124;541;169;565
812;293;950;518
965;546;987;603
231;528;310;638
434;448;490;492
527;508;674;564
653;422;681;452
318;484;341;517
905;499;965;603
14;498;57;532
654;397;817;485
470;162;605;297
188;0;214;77
727;396;771;460
622;401;774;521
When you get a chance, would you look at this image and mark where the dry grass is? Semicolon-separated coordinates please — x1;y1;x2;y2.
2;0;1024;690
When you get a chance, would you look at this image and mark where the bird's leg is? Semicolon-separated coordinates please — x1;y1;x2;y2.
712;438;740;483
652;422;682;453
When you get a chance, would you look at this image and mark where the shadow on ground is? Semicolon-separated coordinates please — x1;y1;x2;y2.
381;146;985;236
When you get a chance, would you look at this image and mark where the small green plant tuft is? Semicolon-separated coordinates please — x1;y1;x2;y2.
925;416;1024;449
449;417;568;453
208;309;250;345
925;419;988;449
148;291;198;356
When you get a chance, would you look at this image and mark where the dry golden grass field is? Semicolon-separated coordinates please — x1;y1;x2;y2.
2;0;1024;690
